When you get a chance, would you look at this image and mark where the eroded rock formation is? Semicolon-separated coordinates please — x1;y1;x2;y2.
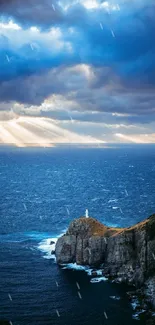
55;214;155;308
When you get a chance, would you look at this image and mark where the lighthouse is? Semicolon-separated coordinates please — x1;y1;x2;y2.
85;209;89;218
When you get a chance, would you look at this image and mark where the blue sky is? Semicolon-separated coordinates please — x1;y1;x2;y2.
0;0;155;145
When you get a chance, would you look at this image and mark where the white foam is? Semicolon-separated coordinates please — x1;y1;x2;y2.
85;268;94;276
37;229;67;259
131;298;139;310
61;263;90;271
110;295;120;300
132;310;145;320
87;269;104;276
38;237;57;260
90;276;108;283
108;199;118;203
132;313;139;320
61;264;104;276
130;297;146;320
95;270;103;276
91;197;100;202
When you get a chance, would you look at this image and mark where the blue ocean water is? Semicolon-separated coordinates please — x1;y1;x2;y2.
0;145;155;324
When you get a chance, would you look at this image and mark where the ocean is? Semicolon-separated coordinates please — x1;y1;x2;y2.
0;145;155;325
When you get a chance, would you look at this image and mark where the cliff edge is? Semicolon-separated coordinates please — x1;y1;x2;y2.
55;214;155;307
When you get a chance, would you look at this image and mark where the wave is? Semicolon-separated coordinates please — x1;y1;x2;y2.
110;296;121;300
60;263;105;276
91;197;100;202
90;276;108;283
108;199;118;203
37;230;66;260
131;297;146;320
61;263;91;271
61;263;108;283
132;310;146;320
86;269;103;276
38;237;57;260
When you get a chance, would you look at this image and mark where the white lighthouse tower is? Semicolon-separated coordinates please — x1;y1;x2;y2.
85;209;89;218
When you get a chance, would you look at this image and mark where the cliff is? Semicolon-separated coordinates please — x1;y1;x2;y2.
55;214;155;308
55;217;121;265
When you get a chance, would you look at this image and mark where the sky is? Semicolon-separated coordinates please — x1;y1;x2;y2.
0;0;155;146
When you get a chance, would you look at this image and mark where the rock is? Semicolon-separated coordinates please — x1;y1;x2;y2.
55;214;155;308
145;276;155;307
55;217;113;266
50;241;55;245
55;235;76;264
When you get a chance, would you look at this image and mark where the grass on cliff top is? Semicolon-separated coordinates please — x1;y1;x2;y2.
126;214;155;230
109;214;155;238
68;214;155;238
107;214;155;238
68;216;122;237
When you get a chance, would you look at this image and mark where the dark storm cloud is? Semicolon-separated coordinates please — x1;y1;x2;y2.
1;0;155;81
0;0;155;125
0;0;63;28
0;63;155;124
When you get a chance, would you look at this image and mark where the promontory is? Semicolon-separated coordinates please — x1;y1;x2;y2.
55;214;155;309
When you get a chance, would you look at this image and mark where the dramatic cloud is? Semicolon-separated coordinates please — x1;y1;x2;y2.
0;0;155;144
0;0;63;28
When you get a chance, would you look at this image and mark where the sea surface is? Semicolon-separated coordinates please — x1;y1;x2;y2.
0;145;155;325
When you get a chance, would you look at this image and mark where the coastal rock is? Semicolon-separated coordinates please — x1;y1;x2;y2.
55;217;116;266
55;235;76;264
145;276;155;307
55;214;155;307
50;241;55;245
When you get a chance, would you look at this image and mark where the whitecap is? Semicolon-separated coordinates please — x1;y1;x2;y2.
131;298;139;310
85;269;104;276
91;197;100;202
110;296;120;300
37;230;66;260
108;199;118;203
61;263;90;271
95;270;103;276
38;237;57;260
130;297;146;319
85;268;94;276
90;276;108;283
132;310;145;320
132;313;139;320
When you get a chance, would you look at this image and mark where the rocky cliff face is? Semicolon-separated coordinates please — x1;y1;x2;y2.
55;214;155;306
103;215;155;287
55;217;118;266
56;216;155;272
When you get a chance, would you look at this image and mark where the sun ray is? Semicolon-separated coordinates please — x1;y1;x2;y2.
8;119;53;146
0;116;104;147
0;124;25;147
115;133;155;144
17;117;101;144
18;118;60;139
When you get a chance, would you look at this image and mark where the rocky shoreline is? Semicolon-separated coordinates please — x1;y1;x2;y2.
55;214;155;323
